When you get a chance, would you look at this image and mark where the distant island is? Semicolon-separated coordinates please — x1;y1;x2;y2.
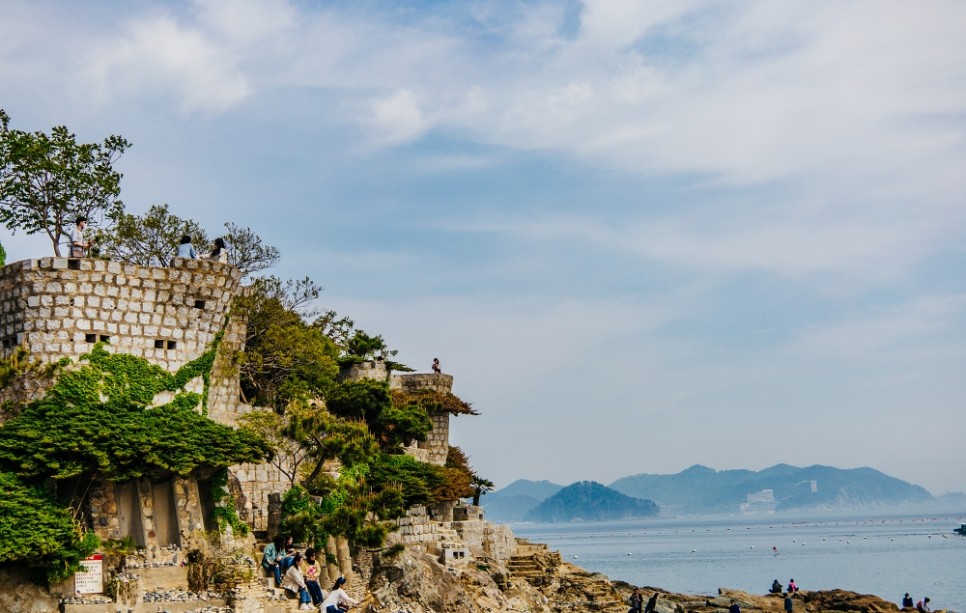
483;464;934;521
523;481;659;522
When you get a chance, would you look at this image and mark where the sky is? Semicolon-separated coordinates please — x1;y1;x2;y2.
2;1;965;496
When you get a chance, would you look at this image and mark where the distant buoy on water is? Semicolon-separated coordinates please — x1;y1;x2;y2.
691;549;696;553
573;555;578;559
750;546;754;550
890;538;895;541
627;553;632;556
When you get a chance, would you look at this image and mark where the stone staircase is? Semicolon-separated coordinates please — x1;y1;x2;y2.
507;539;561;586
506;539;624;612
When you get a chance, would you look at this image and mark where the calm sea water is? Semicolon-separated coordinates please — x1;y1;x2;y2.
509;511;966;610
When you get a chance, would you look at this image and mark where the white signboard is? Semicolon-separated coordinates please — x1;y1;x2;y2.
75;553;104;594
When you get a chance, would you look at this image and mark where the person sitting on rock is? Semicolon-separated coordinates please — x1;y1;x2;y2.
280;552;313;610
729;599;741;613
321;576;360;613
302;548;325;606
787;578;798;593
771;579;783;594
916;597;931;612
643;592;659;613
261;535;286;586
903;593;914;608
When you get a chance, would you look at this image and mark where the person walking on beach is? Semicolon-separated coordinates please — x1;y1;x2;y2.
784;592;794;613
643;592;659;613
628;588;643;613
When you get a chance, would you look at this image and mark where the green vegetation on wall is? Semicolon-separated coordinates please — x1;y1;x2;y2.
0;472;99;583
0;342;268;583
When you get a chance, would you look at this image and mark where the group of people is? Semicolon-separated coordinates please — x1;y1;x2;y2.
262;535;360;612
66;216;227;263
177;234;227;263
627;588;659;613
903;593;932;612
766;578;798;612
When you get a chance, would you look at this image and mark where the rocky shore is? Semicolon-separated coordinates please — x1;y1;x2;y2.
363;545;952;613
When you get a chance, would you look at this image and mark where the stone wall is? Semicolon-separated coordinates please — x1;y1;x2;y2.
0;257;242;414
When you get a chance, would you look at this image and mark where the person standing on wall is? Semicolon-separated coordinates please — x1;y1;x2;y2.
70;216;91;257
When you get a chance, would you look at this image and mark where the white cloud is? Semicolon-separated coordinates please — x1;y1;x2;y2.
363;89;429;148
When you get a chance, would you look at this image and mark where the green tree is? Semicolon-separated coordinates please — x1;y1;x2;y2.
235;278;340;410
470;475;495;506
98;203;209;267
99;205;280;274
0;239;5;266
325;380;433;452
223;221;280;275
0;472;99;583
0;109;130;256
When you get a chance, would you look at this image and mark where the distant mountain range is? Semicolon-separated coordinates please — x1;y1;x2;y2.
481;464;934;522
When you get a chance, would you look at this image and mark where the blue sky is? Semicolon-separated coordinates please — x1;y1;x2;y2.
2;1;965;495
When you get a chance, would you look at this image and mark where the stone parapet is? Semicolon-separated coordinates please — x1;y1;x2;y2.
0;257;240;372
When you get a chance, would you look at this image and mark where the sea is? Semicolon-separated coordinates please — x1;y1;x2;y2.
509;511;966;610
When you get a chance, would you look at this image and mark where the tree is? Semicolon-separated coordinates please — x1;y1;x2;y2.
99;205;280;274
0;109;130;256
98;203;209;267
470;475;495;506
325;380;433;452
235;277;340;410
223;221;280;276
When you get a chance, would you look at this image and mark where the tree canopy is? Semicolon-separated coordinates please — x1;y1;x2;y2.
0;109;130;256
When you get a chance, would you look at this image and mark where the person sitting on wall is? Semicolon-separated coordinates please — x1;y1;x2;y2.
432;358;441;374
176;234;197;259
302;548;325;606
280;552;314;610
261;535;286;586
320;576;360;613
208;237;228;263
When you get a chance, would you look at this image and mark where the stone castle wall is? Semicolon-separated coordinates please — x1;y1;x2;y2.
0;256;242;413
342;361;455;466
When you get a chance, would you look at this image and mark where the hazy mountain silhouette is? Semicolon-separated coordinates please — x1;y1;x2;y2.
523;481;659;522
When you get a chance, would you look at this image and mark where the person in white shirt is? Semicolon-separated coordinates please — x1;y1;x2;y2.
280;552;313;610
321;576;360;613
70;216;91;257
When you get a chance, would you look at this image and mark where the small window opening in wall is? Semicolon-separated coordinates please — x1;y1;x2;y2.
99;335;110;343
154;339;165;349
67;259;81;270
1;338;9;349
166;340;177;350
194;300;206;309
85;334;97;343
